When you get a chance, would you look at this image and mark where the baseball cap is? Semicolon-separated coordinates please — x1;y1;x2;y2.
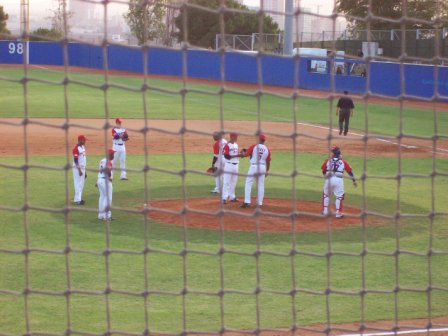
108;149;116;155
259;134;266;140
230;132;238;137
78;135;87;141
115;118;122;124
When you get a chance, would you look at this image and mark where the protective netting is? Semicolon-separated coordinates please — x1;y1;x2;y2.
0;0;448;336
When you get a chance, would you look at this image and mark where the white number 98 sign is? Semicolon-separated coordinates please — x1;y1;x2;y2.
8;42;24;55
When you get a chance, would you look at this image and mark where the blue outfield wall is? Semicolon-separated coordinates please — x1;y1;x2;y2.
1;40;447;100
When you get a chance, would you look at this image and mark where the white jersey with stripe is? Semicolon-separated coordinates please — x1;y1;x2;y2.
97;158;113;179
224;142;239;163
247;143;271;165
72;144;86;167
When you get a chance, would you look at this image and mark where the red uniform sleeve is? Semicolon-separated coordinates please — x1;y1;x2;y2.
266;148;272;162
321;159;328;174
245;144;256;157
72;145;79;159
213;141;219;155
223;143;230;156
112;128;117;137
342;160;353;174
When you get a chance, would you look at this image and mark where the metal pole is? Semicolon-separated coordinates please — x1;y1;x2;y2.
283;0;294;55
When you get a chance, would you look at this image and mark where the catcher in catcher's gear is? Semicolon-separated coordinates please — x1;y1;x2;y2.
321;145;357;218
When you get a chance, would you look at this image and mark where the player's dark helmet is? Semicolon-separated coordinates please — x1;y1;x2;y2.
331;146;341;157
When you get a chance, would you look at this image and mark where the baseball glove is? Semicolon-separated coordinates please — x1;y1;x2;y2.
206;167;217;174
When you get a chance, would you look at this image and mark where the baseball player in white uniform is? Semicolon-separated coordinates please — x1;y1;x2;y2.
72;135;87;205
221;132;241;204
240;134;272;208
112;118;129;180
97;149;115;221
211;131;227;194
321;146;357;218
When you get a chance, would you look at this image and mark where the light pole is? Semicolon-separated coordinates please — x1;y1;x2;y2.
283;0;294;55
20;0;29;40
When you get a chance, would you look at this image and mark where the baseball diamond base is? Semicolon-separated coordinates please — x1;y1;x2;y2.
145;198;382;232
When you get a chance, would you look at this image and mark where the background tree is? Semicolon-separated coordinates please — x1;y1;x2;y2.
124;0;167;46
174;0;279;49
30;28;62;41
0;6;11;36
336;0;448;31
48;0;73;36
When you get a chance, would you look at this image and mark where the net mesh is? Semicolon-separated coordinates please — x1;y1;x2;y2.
0;0;447;335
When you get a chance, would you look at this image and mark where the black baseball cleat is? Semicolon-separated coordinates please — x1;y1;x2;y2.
120;177;128;180
339;130;342;135
240;203;250;208
230;198;239;203
221;200;227;205
74;201;84;205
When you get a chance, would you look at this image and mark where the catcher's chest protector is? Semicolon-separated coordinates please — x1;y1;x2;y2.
329;159;345;173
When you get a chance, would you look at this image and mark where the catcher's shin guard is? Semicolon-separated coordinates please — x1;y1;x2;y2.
335;193;345;212
322;192;329;215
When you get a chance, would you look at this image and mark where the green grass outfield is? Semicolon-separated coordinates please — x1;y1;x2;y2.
0;67;447;334
0;66;447;137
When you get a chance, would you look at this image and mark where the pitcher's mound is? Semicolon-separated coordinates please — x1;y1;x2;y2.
146;198;377;232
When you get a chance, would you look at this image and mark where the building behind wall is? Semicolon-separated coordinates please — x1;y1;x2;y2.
69;0;99;24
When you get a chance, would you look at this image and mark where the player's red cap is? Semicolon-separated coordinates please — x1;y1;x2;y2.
115;118;122;124
78;135;87;141
259;134;266;140
108;149;116;155
230;132;238;137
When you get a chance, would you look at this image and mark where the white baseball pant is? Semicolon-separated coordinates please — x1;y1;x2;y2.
213;159;224;192
322;176;345;216
222;162;239;201
113;145;127;179
72;166;86;203
97;178;113;220
244;164;267;206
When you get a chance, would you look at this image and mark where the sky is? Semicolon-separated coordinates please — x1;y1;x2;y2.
1;0;335;17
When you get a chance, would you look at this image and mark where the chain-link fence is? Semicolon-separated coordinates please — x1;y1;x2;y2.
217;29;448;61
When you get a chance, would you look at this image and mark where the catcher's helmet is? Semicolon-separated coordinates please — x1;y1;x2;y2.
331;145;341;157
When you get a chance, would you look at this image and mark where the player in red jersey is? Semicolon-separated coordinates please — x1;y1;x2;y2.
321;146;357;218
112;118;129;180
72;135;87;205
211;131;227;194
97;149;115;221
221;132;241;204
240;134;272;208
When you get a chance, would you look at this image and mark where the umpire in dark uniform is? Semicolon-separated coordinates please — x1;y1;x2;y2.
336;91;355;136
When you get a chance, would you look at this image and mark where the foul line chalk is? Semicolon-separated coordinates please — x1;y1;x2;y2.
296;122;447;155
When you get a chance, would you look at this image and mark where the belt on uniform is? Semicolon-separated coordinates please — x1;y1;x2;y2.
115;144;124;146
226;162;238;165
251;163;265;165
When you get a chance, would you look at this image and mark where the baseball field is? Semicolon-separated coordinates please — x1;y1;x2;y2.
0;65;448;335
